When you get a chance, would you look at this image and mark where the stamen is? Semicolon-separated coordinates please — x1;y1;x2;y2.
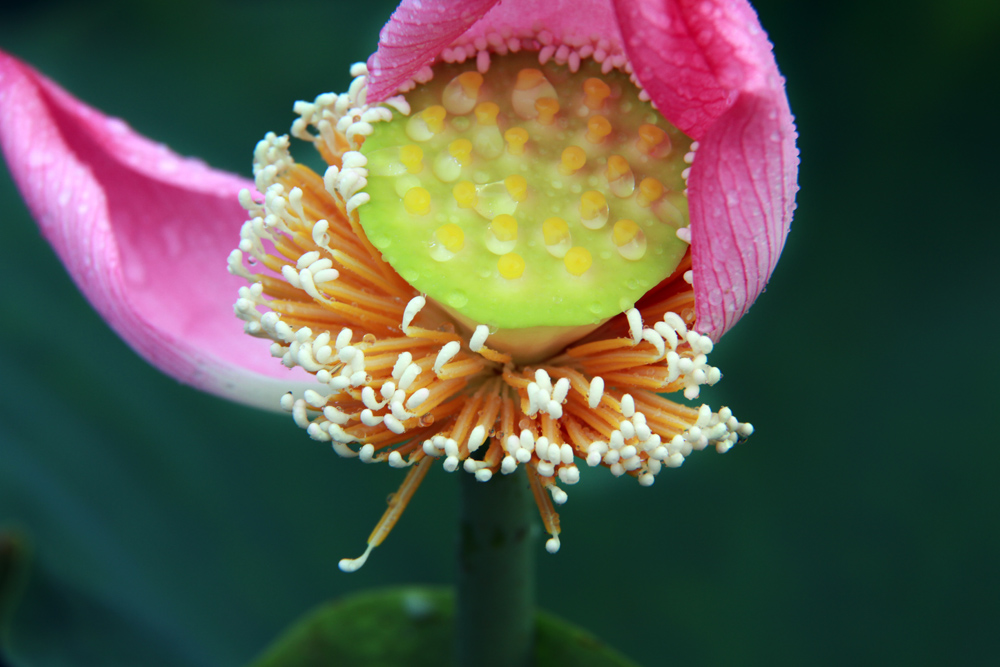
338;457;433;572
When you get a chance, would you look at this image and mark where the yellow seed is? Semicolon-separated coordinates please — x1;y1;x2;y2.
535;97;559;125
453;180;478;208
504;174;528;202
542;217;570;246
606;155;631;180
560;146;587;175
564;247;593;276
637;177;664;207
504;127;529;155
403;186;431;215
422;105;447;134
490;214;518;242
449;138;473;165
435;223;465;252
580;190;607;219
606;155;635;197
637;123;669;156
515;68;546;90
586;115;612;144
613;219;640;247
475;101;500;125
498;253;525;279
583;78;611;110
399;144;423;174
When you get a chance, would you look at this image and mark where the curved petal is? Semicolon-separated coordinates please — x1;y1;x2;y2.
366;0;624;103
615;0;798;340
366;0;501;103
0;50;312;410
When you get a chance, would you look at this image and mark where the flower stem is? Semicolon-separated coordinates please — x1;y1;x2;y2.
457;467;536;667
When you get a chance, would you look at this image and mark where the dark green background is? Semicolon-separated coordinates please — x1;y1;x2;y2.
1;0;998;665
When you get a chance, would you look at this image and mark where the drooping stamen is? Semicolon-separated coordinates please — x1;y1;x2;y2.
339;456;434;572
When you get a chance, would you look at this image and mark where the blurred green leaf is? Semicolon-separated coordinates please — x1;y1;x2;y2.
250;587;637;667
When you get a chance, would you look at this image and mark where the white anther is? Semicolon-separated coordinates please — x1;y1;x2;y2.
609;430;625;450
519;430;535;453
434;341;461;373
387;451;406;468
558;465;580;485
620;393;635;418
545;536;561;554
549;485;568;505
359;444;376;462
280;392;295;411
469;325;489;352
323;406;350;425
501;456;517;474
303;389;328;408
626;308;643;344
383;414;406;434
361;386;383;410
515;449;532;463
405;388;430;410
534;369;553;394
475;469;493;482
536;461;555;477
552;378;570;405
560;443;574;465
468;425;487;452
588;376;604;409
642;328;666;357
398;363;422;390
297;251;321;269
392;352;413;380
401;296;425;332
360;409;381;427
380;382;397;400
336;328;353;350
292;399;310;429
620;421;636;441
443;456;460;472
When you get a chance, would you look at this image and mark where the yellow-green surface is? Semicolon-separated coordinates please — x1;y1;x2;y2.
359;53;691;328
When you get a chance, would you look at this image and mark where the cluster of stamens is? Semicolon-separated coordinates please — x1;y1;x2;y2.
229;43;748;571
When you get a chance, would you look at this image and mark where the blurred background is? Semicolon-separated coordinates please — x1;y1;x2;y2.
1;0;998;665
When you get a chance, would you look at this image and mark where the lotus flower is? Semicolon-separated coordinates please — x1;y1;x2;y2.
0;0;797;570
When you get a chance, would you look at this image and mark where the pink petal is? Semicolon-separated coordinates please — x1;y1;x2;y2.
615;0;798;340
367;0;501;103
366;0;623;103
0;50;312;410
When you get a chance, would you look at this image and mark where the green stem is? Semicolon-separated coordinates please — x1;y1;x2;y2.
457;467;536;667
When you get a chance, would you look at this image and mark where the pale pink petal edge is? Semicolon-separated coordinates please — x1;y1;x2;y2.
0;50;313;410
